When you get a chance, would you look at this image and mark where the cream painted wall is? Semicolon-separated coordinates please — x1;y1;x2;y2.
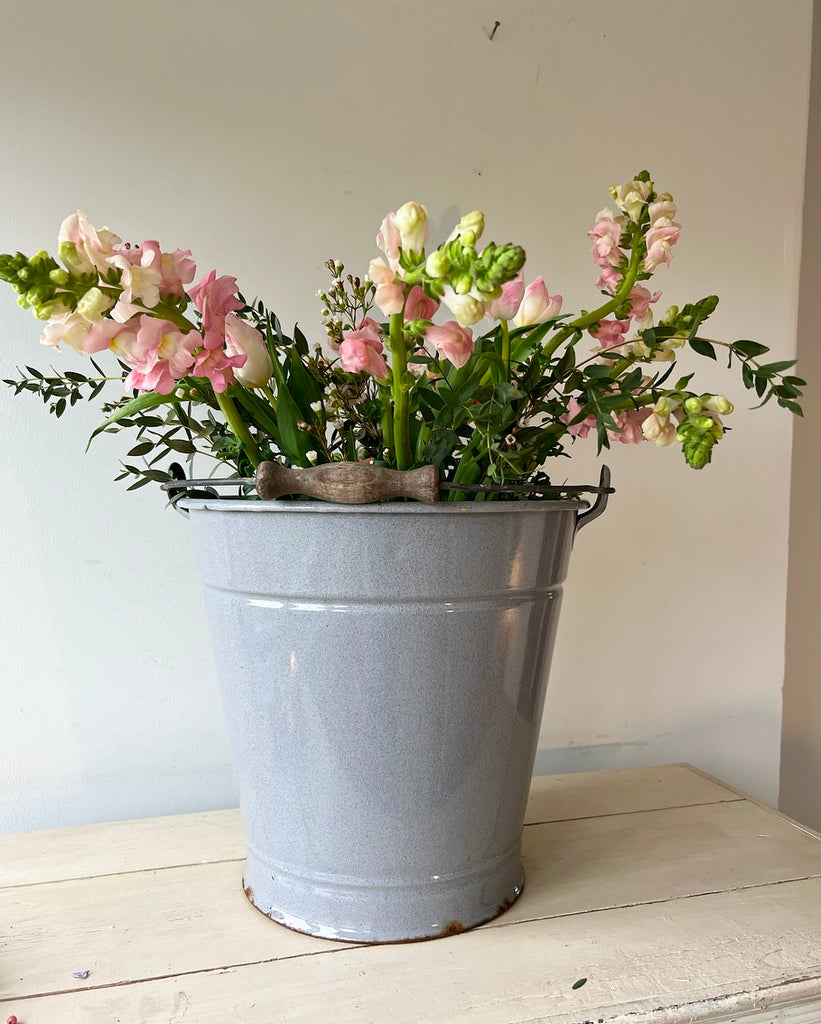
0;0;811;832
782;2;821;829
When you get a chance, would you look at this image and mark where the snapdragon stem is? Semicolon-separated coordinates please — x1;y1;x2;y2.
501;319;511;380
542;237;643;360
216;391;262;469
389;312;412;470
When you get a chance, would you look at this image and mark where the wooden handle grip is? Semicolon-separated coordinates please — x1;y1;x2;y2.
255;462;440;504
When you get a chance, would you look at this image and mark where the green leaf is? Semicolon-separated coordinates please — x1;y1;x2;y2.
274;378;312;464
761;359;797;374
166;438;197;454
741;362;754;390
732;339;769;358
127;441;153;457
572;978;587;990
754;373;768;398
86;392;181;450
689;338;716;360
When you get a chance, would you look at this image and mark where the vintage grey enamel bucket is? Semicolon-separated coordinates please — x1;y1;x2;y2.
181;488;607;943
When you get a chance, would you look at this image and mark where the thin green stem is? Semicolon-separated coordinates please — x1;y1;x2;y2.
216;391;262;468
500;319;511;380
542;237;643;360
389;312;412;469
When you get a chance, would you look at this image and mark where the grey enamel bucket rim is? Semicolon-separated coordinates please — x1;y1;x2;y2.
178;495;589;514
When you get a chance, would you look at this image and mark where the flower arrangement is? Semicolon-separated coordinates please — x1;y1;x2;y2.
1;171;804;497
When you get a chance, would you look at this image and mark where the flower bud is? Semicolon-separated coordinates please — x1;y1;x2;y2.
76;287;114;323
683;396;703;414
447;210;485;247
704;394;733;415
59;240;95;277
425;250;450;278
394;202;429;253
659;305;679;326
451;272;472;295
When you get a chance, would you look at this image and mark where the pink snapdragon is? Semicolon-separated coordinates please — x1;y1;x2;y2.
643;223;681;272
404;285;439;321
588;208;625;294
376;213;401;273
338;325;389;379
108;243;163;315
643;196;681;272
607;407;652;444
82;318;141;360
588;209;623;265
122;317;199;394
562;398;597;439
486;271;525;321
193;338;247;393
41;311;96;352
374;281;405;316
58;211;122;275
592;318;631;348
627;286;662;327
188;270;244;349
423;321;474;368
512;278;562;328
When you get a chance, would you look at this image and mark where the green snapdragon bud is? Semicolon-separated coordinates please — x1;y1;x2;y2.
451;272;472;295
676;414;720;469
425;250;450;278
479;242;526;288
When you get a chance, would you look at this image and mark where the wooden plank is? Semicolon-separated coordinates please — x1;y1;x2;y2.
5;878;821;1024
525;763;740;824
0;809;245;889
3;798;817;1001
520;798;821;921
0;765;735;889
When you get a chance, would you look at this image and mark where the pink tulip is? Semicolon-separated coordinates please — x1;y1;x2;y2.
512;278;562;328
423;321;475;368
224;313;273;388
486;271;525;321
404;285;439;322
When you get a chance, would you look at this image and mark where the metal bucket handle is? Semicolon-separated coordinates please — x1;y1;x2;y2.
575;464;612;534
163;462;613;520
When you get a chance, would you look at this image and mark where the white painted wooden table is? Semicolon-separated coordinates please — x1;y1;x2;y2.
2;764;821;1023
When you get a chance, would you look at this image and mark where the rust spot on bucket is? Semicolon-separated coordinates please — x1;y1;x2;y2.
243;882;255;903
437;920;464;938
